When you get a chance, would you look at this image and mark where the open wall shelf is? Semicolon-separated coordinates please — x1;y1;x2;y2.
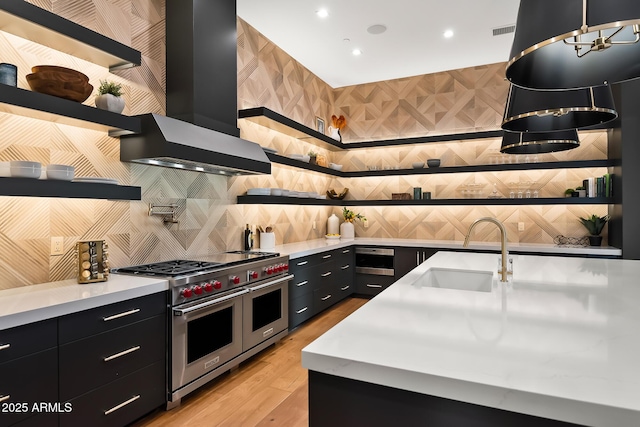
0;177;141;201
0;0;141;70
0;85;141;135
237;195;613;207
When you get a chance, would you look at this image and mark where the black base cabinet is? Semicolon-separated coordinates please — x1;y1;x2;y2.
0;291;167;427
288;247;354;329
394;247;438;280
309;371;582;427
354;273;395;296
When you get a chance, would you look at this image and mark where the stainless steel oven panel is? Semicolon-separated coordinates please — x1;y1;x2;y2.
355;247;394;256
355;266;395;276
242;274;292;351
171;289;245;391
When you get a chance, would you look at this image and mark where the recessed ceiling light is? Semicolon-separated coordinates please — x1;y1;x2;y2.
316;9;329;18
352;48;362;56
443;29;454;39
367;24;387;35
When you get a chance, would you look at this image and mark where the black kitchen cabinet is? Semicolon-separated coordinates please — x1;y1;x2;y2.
288;247;355;330
394;247;438;280
355;274;396;296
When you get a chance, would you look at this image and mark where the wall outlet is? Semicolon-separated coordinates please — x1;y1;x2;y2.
312;221;316;230
518;222;525;232
363;219;369;228
51;236;64;256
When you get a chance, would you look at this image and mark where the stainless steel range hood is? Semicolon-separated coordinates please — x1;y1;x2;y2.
119;0;271;176
120;113;270;175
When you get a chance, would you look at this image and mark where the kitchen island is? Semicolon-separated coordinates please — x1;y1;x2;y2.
302;252;640;427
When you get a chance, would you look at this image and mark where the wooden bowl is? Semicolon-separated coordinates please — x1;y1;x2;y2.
31;65;89;82
327;188;349;200
26;72;93;102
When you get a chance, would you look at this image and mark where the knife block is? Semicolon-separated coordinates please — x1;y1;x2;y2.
76;240;110;284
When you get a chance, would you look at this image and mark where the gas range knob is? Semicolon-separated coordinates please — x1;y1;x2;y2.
230;276;240;285
181;288;193;298
282;264;289;271
212;280;222;289
276;264;284;273
204;283;213;292
193;285;203;295
250;270;259;279
265;266;274;275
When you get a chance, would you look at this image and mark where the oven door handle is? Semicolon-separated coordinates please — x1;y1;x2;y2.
246;274;294;292
173;289;249;316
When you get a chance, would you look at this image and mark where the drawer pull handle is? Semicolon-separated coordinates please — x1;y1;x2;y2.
104;395;141;415
0;395;9;403
322;254;332;259
296;261;308;266
295;307;308;314
0;343;10;351
342;249;350;253
103;308;140;322
321;294;332;301
366;284;383;288
295;280;309;287
341;285;350;291
341;264;350;270
321;272;332;277
104;346;141;362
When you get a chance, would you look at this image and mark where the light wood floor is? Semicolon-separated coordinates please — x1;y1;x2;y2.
132;297;368;427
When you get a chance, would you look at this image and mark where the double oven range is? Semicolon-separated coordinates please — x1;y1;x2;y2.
113;251;292;408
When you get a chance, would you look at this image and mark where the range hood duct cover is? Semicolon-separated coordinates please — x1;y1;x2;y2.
120;0;271;175
120;114;271;176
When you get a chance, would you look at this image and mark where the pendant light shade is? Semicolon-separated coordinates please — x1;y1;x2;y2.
500;130;580;154
506;0;640;90
501;84;617;132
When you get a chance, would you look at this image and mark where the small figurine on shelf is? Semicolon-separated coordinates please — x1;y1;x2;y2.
328;115;346;141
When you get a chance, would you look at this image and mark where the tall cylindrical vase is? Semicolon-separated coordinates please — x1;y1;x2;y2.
340;221;355;239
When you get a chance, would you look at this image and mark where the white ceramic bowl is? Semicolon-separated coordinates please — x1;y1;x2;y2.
412;162;425;169
46;164;75;181
0;161;10;177
290;154;310;163
328;163;343;171
10;161;42;179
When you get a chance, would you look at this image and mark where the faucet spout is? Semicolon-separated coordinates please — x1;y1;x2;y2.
463;217;509;282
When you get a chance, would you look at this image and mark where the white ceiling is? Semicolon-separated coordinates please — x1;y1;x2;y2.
237;0;521;88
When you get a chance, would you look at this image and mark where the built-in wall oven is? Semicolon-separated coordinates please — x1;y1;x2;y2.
355;247;394;276
112;252;292;409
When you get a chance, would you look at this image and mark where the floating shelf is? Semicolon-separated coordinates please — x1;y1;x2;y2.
240;107;504;150
267;153;616;177
0;0;141;71
0;84;141;135
237;195;613;207
0;177;141;201
240;107;344;151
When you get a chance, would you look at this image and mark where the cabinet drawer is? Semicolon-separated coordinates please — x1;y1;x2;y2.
0;319;56;365
59;361;164;427
355;274;396;296
0;349;58;427
59;292;167;344
288;265;318;299
313;285;338;313
59;315;166;400
289;292;315;330
335;282;354;301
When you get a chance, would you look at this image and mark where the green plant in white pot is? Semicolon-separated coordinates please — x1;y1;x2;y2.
579;214;609;246
95;80;125;113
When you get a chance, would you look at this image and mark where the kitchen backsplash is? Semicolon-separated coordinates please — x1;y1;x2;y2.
0;1;610;289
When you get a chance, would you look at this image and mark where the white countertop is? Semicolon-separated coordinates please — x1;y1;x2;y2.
274;237;622;259
0;274;168;330
302;252;640;427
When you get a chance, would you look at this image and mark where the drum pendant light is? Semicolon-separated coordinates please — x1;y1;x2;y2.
501;84;617;132
500;130;580;154
506;0;640;90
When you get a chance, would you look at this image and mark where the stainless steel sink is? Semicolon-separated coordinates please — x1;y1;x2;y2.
417;267;493;292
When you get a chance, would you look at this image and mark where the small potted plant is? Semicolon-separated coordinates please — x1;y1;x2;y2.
575;186;586;197
579;214;609;246
341;207;366;239
95;80;125;113
308;150;318;165
564;188;575;198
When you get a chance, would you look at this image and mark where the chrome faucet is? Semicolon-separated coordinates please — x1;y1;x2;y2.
463;217;509;282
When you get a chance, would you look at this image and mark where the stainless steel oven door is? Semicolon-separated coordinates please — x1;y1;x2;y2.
171;288;247;391
242;274;292;351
